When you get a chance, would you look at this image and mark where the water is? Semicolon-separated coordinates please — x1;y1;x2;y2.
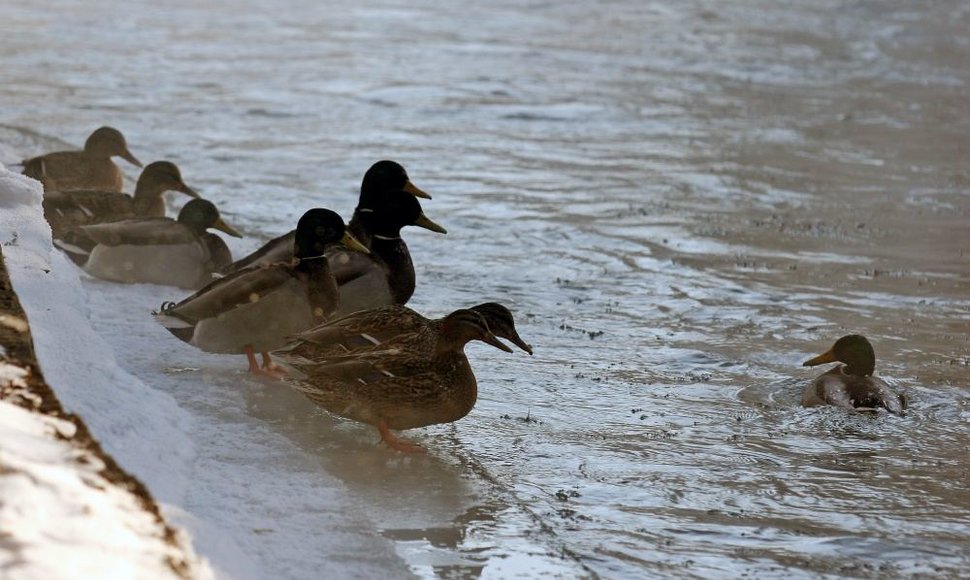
3;0;969;577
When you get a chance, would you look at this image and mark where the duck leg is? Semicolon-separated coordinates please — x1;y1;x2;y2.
377;420;425;453
260;351;288;377
244;345;261;374
243;345;285;378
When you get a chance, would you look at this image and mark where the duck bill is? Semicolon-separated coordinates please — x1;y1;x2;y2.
403;180;431;200
121;149;143;168
481;331;514;353
213;217;243;238
803;349;837;367
178;182;200;198
414;213;447;234
340;231;370;254
507;331;534;355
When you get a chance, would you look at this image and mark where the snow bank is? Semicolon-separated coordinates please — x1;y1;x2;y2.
0;162;412;579
0;390;198;579
0;164;213;578
0;163;199;503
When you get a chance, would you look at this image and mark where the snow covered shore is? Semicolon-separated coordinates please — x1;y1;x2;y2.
0;165;211;579
0;162;415;579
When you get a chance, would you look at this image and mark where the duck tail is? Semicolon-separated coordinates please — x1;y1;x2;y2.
152;302;195;343
52;237;91;266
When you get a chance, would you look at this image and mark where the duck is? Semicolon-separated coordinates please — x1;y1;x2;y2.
277;302;533;366
154;208;369;376
44;161;199;252
802;334;906;414
288;308;514;452
79;198;242;289
219;160;430;275
327;189;446;316
22;126;142;193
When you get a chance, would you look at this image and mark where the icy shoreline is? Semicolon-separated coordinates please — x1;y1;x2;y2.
0;165;210;579
0;163;416;578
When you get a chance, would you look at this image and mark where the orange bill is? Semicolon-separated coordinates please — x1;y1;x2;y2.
802;349;837;367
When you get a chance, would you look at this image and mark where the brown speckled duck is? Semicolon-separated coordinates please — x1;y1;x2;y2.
288;309;515;452
277;302;533;365
23;126;142;192
155;208;368;376
44;161;199;247
802;334;906;414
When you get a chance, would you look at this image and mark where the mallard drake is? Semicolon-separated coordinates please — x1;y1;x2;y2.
277;302;532;366
23;126;142;193
219;160;431;275
44;161;199;250
802;334;906;414
154;208;369;376
328;189;445;316
288;309;514;452
79;198;242;289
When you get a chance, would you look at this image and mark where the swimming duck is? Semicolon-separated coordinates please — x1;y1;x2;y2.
802;334;906;414
154;208;369;376
277;302;533;366
44;161;199;246
23;126;142;193
80;198;242;289
289;309;513;452
219;160;430;275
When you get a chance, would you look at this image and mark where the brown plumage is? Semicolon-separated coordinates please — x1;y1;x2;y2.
277;302;532;365
23;126;142;193
44;161;199;252
802;334;906;414
287;309;515;453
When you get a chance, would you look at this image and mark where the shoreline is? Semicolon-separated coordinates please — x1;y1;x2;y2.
0;175;209;579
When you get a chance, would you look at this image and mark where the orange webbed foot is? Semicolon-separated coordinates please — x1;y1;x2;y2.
377;420;426;454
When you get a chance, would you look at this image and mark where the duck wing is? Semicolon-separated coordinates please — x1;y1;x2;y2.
219;229;295;275
45;189;136;222
160;262;295;324
80;218;196;246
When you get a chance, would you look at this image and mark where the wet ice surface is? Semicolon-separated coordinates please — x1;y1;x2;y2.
3;0;970;577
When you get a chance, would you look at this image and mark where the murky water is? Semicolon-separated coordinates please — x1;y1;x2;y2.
3;0;969;577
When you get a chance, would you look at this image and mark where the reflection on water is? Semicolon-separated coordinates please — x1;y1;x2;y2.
3;0;970;577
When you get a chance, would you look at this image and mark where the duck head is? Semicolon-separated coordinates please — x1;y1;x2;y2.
470;302;533;355
438;309;513;354
360;160;431;204
178;198;242;238
84;126;142;167
136;161;199;198
293;208;368;260
803;334;876;376
359;190;447;238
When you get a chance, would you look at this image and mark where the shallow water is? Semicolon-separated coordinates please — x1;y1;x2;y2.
3;0;969;577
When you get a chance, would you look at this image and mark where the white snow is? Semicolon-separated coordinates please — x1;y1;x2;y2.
0;165;212;579
0;397;205;579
